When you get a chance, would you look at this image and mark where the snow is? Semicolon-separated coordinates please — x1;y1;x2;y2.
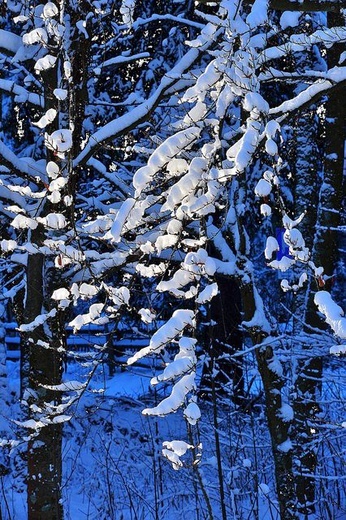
46;161;60;178
265;236;279;260
42;2;59;19
151;357;195;386
265;138;278;156
133;127;201;195
196;282;218;304
280;11;300;30
139;308;156;324
2;4;346;518
18;309;57;332
157;269;195;295
270;72;346;117
243;92;269;114
0;79;43;106
79;283;98;298
265;120;280;139
269;256;295;272
314;291;346;339
258;483;270;496
34;54;57;73
284;228;303;248
0;239;17;252
0;30;22;53
101;52;150;69
11;215;38;230
246;0;268;29
109;198;135;242
69;303;104;332
330;344;346;355
51;288;70;301
255;178;272;197
76;19;89;38
142;373;196;416
120;0;136;26
48;176;67;191
278;404;294;422
277;439;293;453
23;28;48;46
127;310;195;365
183;402;201;425
33;108;57;129
282;212;305;230
45;129;72;154
37;213;66;229
235;128;260;172
75;42;214;167
260;203;271;217
162;440;194;470
53;88;68;101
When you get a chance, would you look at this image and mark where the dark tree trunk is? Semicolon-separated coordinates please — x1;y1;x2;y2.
290;106;322;516
292;11;345;516
240;280;296;520
22;250;64;520
202;275;243;402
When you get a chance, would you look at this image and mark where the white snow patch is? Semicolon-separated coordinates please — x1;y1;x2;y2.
183;402;201;425
278;404;294;422
142;373;196;416
314;291;346;339
265;236;279;260
23;28;48;46
42;2;59;19
330;344;346;355
34;54;57;72
196;283;218;304
127;310;195;365
46;161;60;178
260;203;272;217
37;213;66;229
255;178;272;197
11;215;38;230
280;11;300;30
53;88;68;101
33;108;57;129
45;129;72;154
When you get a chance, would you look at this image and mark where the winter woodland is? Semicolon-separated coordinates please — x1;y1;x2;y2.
0;0;345;518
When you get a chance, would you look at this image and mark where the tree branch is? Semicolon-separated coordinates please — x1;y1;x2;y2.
74;32;220;167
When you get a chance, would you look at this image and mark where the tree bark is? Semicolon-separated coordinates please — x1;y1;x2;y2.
22;247;64;520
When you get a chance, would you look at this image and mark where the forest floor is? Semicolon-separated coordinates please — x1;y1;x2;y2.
2;356;346;520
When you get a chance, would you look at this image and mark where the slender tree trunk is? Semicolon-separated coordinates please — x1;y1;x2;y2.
23;248;63;520
201;274;244;402
290;106;322;516
292;12;345;516
240;280;296;520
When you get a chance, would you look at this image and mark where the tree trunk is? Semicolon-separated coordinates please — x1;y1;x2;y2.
240;280;296;519
23;248;64;519
290;105;321;516
201;274;244;402
293;11;345;516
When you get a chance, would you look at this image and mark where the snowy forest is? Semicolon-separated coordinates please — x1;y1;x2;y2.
0;0;345;518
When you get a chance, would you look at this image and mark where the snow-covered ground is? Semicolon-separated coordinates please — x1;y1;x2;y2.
2;357;346;520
